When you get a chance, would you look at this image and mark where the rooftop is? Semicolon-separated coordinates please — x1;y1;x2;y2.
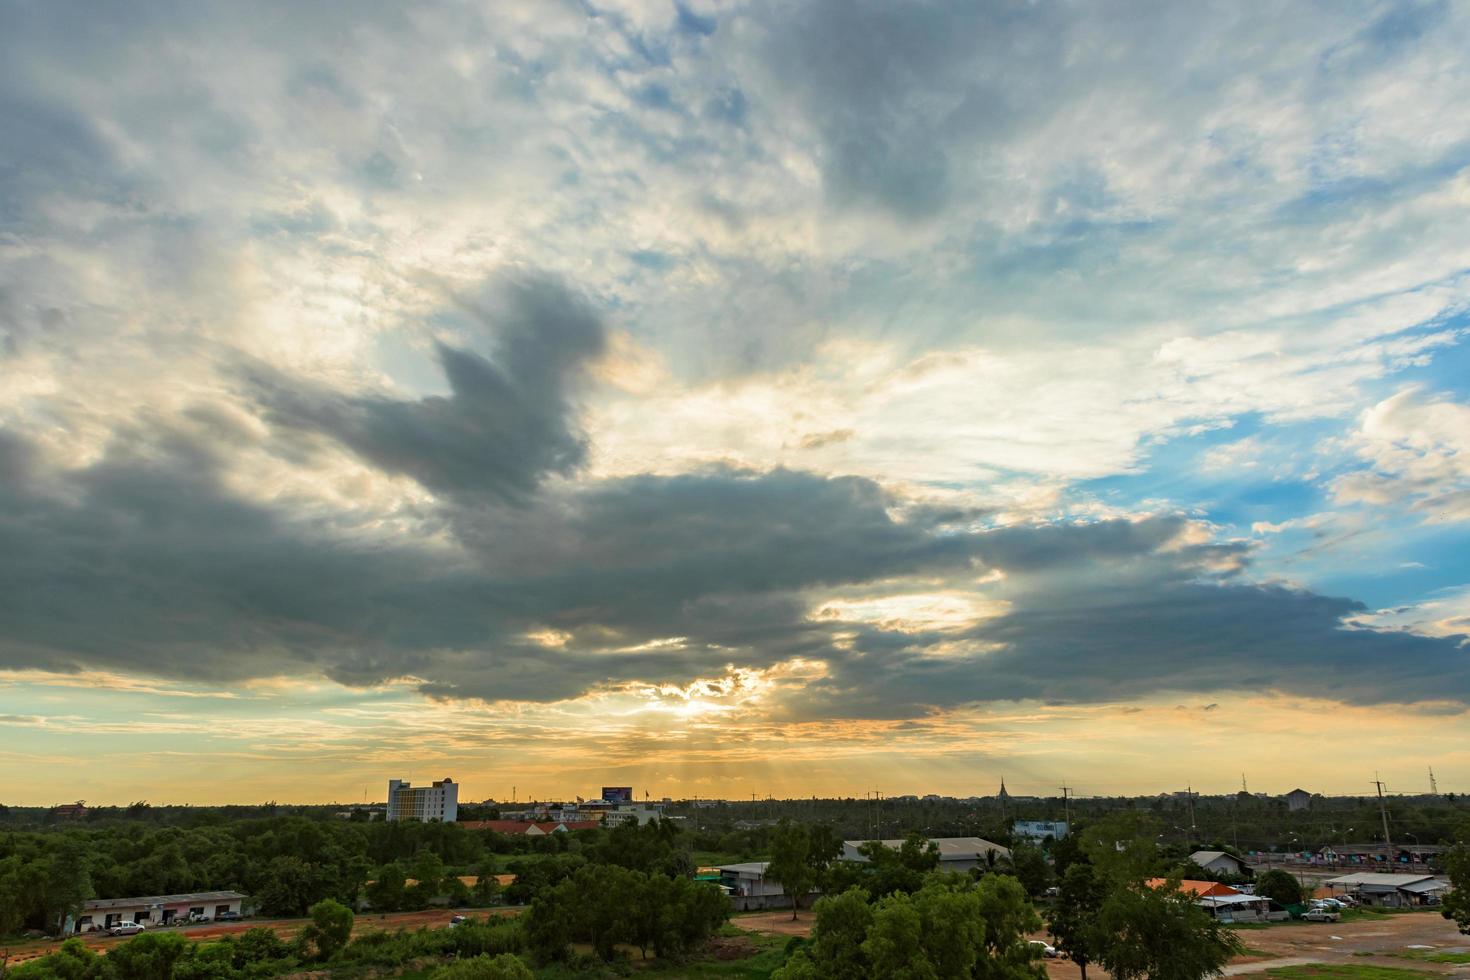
844;837;1010;861
1325;872;1447;887
84;891;246;910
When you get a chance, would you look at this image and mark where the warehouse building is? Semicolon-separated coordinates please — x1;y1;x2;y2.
70;891;246;933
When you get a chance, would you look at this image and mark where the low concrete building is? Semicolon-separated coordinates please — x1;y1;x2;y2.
1323;872;1450;908
71;891;246;933
842;836;1010;873
1190;850;1250;877
716;862;813;912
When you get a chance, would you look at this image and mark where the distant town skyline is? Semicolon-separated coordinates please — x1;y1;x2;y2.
2;1;1469;806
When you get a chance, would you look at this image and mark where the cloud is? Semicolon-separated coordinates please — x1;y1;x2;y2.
1332;387;1470;522
246;273;606;503
3;408;1466;720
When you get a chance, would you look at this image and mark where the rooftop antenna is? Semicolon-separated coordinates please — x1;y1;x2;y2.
1429;766;1439;796
1373;774;1393;855
1241;773;1248;794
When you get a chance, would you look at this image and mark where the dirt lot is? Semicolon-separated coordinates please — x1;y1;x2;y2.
734;908;1470;978
1;907;522;967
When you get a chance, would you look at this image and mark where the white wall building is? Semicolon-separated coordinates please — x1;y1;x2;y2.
1013;820;1069;841
71;891;245;933
386;777;458;822
717;862;813;912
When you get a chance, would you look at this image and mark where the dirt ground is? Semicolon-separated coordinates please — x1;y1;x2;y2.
734;908;1470;978
1;907;522;967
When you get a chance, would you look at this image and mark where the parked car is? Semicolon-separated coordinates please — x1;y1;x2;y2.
446;914;468;929
215;911;243;922
1029;941;1062;958
108;921;147;936
1301;908;1340;922
188;913;212;924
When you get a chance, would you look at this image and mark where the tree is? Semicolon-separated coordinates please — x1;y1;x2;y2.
524;894;572;964
366;863;407;912
1253;869;1304;908
1007;843;1051;898
1098;882;1242;980
912;882;984;979
806;824;844;890
433;953;534;980
973;874;1045;980
1079;813;1162;883
41;845;93;936
768;821;817;919
409;849;448;905
1442;842;1470;934
783;886;872;980
103;931;188;980
862;892;938;980
1049;864;1108;980
471;868;502;906
300;898;354;960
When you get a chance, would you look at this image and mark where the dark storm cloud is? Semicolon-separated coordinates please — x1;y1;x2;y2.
789;577;1470;721
248;274;606;503
3;400;1467;714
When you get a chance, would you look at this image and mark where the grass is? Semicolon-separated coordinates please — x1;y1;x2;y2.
1393;950;1470;964
1272;969;1436;979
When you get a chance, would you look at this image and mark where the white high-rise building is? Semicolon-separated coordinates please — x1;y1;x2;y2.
386;777;458;822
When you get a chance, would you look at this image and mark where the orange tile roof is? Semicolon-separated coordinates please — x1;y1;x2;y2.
1145;878;1240;898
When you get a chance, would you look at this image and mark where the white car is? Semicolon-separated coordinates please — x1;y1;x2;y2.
1029;940;1062;958
1301;908;1340;923
108;921;147;936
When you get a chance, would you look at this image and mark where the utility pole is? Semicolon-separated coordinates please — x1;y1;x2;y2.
1373;775;1394;857
1059;785;1073;827
1186;785;1198;851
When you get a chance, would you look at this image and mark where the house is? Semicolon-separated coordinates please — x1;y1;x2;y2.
49;801;88;821
1013;820;1069;842
1145;879;1285;923
1284;788;1312;812
1190;850;1250;877
1323;872;1450;908
70;891;246;933
842;836;1011;873
716;862;815;912
1145;878;1241;899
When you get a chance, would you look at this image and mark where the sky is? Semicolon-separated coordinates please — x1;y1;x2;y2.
2;0;1469;807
